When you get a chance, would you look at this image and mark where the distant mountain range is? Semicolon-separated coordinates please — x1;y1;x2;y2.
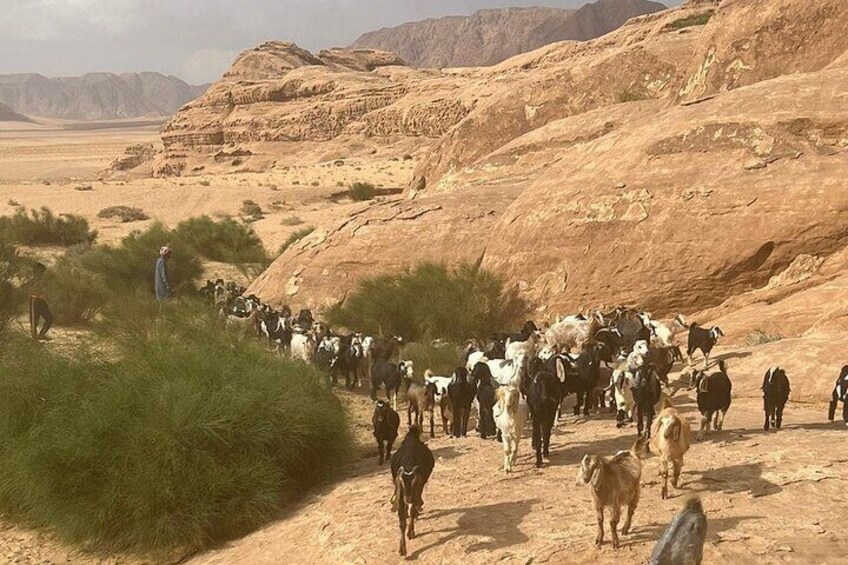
0;101;33;123
351;0;667;68
0;72;207;121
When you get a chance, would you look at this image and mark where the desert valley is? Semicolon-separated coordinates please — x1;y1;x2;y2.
1;0;848;563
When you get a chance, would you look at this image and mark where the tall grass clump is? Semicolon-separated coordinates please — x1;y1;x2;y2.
0;243;34;332
0;304;351;555
326;262;528;342
174;216;268;264
0;207;97;246
401;342;462;380
41;247;108;325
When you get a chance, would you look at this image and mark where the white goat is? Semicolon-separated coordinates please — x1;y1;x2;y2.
545;312;603;353
466;350;487;371
291;332;316;363
505;332;542;361
493;385;530;474
641;314;687;349
610;340;649;426
486;353;527;387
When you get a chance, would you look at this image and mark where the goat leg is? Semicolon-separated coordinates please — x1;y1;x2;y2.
429;409;435;438
622;498;637;536
660;458;669;500
398;503;408;556
610;506;621;549
672;459;682;489
595;503;605;547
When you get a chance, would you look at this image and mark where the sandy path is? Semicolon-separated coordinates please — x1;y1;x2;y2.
183;388;848;565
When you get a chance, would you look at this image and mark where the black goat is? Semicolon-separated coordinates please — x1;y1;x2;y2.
372;335;403;363
391;426;435;557
649;497;707;565
371;358;407;411
295;308;314;330
555;343;606;417
632;365;663;438
762;367;790;431
524;358;561;467
687;324;724;370
448;367;476;437
373;400;400;465
473;363;497;439
828;365;848;425
648;347;678;386
335;335;363;390
690;360;732;440
594;327;623;360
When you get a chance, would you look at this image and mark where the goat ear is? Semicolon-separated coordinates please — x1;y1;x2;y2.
590;462;604;489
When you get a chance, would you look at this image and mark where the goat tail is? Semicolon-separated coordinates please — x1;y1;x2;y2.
391;472;404;512
718;359;727;373
630;434;649;459
664;416;682;443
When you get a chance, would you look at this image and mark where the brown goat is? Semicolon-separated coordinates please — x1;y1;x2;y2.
650;400;692;500
407;380;437;438
577;436;647;548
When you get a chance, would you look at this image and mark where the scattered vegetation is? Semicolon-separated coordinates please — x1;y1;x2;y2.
280;216;304;226
666;12;713;31
198;180;211;187
277;227;315;256
0;243;36;333
0;207;97;246
310;181;320;187
74;184;93;192
7;199;20;207
97;206;149;223
745;328;785;346
0;303;351;555
348;181;376;202
326;262;528;342
41;248;107;325
174;216;268;264
617;89;649;103
240;199;264;220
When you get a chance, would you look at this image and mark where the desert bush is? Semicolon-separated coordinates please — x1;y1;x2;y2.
40;249;107;325
401;342;462;381
74;184;93;192
0;207;97;246
745;328;785;346
277;227;315;256
666;12;713;30
0;304;351;555
326;262;528;342
0;243;35;333
198;180;211;187
348;181;376;202
617;89;648;103
97;206;149;223
174;216;267;264
80;222;202;296
280;216;304;226
239;200;263;219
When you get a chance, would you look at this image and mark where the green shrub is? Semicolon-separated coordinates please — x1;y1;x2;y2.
174;216;267;264
326;262;528;342
348;182;376;202
0;304;351;555
0;243;35;332
0;207;97;246
40;249;107;325
80;222;202;296
617;89;648;103
280;215;303;226
278;227;315;256
666;12;713;31
401;342;462;380
97;206;149;223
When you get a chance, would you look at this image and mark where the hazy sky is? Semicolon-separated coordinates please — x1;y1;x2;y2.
0;0;680;84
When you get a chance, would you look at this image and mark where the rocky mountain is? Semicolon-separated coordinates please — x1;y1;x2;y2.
0;101;33;123
153;0;848;328
0;72;207;121
350;0;667;68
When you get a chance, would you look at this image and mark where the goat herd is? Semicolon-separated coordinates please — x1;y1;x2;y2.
202;279;848;561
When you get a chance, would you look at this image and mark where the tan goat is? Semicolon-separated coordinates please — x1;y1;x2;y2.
577;436;647;549
650;400;692;499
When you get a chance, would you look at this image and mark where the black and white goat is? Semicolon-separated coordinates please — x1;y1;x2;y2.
687;324;724;370
828;365;848;426
762;367;790;431
372;400;400;465
690;360;732;440
371;359;413;411
448;367;476;438
390;426;435;557
523;358;562;467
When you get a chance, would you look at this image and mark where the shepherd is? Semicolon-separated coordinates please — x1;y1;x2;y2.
155;245;172;301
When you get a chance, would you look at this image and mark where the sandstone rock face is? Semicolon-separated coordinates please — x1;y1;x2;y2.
107;143;156;172
248;0;848;323
155;42;475;176
350;0;667;68
0;72;206;120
